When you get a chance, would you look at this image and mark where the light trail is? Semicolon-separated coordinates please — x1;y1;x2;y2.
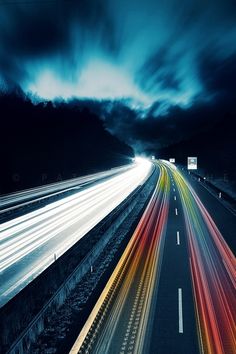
168;164;236;354
0;159;152;308
2;158;234;353
69;160;235;354
0;164;134;213
69;164;170;354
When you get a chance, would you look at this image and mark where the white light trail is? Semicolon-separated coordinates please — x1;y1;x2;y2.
0;160;152;307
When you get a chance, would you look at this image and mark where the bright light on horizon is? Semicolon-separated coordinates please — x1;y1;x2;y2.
135;156;153;169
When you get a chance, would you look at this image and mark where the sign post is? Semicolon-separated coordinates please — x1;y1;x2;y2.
187;157;197;170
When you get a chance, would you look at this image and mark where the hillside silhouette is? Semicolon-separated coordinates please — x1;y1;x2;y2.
0;94;134;194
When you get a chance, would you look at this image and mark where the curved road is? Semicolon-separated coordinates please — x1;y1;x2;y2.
70;160;236;354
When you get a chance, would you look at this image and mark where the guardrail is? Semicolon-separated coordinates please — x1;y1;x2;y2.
186;169;236;212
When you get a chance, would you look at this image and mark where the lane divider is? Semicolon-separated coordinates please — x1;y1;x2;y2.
176;231;180;245
178;288;184;334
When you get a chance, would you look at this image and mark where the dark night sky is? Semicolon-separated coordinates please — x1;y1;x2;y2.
0;0;236;151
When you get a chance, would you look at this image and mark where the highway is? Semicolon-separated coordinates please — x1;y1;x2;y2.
174;167;236;354
0;159;152;308
69;160;236;354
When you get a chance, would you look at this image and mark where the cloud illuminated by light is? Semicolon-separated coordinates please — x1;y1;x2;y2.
25;57;198;112
1;0;236;117
26;59;153;108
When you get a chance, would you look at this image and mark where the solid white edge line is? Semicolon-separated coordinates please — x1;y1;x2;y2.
178;288;184;333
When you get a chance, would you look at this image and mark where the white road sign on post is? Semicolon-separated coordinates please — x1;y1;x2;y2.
187;157;197;170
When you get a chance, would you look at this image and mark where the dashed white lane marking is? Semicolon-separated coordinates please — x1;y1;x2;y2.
174;196;176;201
178;288;184;333
175;208;178;216
176;231;180;245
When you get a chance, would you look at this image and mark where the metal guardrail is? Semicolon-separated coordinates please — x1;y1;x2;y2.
188;170;236;212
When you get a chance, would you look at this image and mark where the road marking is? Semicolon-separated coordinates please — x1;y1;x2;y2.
173;188;175;192
176;231;180;245
175;208;178;216
178;288;184;333
174;196;176;201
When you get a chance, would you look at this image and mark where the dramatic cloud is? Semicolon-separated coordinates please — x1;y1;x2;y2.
1;0;236;149
1;1;236;102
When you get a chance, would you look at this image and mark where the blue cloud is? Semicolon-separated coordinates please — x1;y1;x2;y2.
1;0;236;116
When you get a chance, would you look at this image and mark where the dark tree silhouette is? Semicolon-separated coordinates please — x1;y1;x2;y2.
0;93;134;194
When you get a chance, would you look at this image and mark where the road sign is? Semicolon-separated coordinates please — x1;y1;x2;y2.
187;157;197;170
151;155;155;160
169;158;175;163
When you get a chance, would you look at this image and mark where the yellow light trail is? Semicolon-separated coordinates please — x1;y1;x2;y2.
167;163;236;354
69;160;235;354
69;163;170;354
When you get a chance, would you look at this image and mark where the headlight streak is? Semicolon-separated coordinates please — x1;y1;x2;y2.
0;160;152;307
170;168;236;354
0;175;142;268
0;164;133;212
69;164;170;354
2;159;234;352
0;163;142;236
